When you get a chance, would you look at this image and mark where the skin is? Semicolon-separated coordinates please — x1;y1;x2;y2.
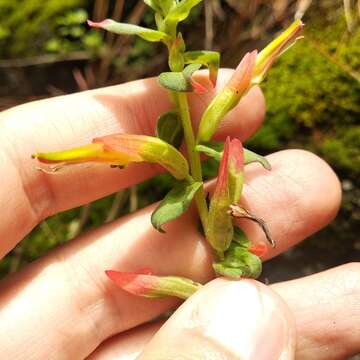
0;70;359;359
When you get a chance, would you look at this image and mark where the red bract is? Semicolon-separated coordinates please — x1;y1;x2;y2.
87;19;112;29
228;138;245;203
207;137;234;257
249;243;268;258
190;77;208;94
227;50;257;93
229;138;244;174
215;136;231;198
105;270;160;297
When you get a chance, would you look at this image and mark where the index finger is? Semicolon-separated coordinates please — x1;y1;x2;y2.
0;70;265;257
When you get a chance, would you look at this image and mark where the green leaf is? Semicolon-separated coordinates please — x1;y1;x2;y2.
195;144;222;161
158;64;202;92
156;110;183;149
144;0;162;13
144;0;175;16
88;19;170;43
165;0;203;28
196;142;271;170
159;72;190;92
183;63;202;78
184;51;220;85
232;226;251;248
151;181;202;232
213;241;262;279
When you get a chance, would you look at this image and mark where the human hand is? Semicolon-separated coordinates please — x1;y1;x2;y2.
0;71;358;359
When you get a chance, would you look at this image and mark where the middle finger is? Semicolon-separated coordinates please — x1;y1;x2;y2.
0;149;341;360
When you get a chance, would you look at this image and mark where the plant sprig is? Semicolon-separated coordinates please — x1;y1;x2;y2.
32;0;304;300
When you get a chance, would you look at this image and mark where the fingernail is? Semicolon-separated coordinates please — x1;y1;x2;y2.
199;279;292;359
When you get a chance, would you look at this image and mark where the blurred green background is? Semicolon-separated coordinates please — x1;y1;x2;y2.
0;0;359;281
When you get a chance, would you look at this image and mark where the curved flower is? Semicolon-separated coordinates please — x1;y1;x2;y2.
197;51;257;143
253;19;304;84
105;269;201;300
32;134;189;180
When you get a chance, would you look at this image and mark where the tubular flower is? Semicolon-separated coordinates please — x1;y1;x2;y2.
253;19;304;84
207;137;234;258
105;269;201;300
197;50;257;143
32;134;189;180
228;138;244;204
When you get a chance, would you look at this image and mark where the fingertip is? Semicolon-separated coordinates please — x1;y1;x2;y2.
241;149;342;257
138;278;296;360
275;149;342;232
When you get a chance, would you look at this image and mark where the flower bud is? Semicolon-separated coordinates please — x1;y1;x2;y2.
32;134;189;180
87;19;170;43
197;51;257;143
105;269;201;300
252;19;304;84
207;137;234;258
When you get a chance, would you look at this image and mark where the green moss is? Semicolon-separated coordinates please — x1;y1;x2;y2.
0;0;85;57
321;126;360;172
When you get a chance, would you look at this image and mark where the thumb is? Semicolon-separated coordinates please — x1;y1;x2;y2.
138;278;296;359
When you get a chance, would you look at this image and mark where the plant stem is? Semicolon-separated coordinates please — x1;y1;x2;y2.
176;92;209;231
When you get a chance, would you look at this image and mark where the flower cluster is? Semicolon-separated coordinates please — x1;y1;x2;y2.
33;1;303;300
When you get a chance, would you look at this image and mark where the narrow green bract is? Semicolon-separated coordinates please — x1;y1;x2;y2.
195;142;272;170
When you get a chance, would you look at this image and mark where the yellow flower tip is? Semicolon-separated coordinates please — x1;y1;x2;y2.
253;19;304;84
31;143;106;165
32;134;189;180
